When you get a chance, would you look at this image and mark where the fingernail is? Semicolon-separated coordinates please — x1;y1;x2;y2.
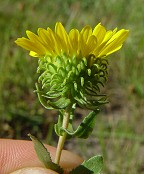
10;167;58;174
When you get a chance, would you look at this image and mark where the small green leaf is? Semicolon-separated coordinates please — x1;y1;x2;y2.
74;110;99;138
55;110;74;139
28;134;64;174
54;112;63;136
82;155;103;174
62;110;99;139
69;155;103;174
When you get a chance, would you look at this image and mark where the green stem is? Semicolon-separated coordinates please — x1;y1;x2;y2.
54;109;70;164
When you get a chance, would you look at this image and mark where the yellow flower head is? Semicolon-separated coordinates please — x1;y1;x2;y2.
15;22;129;59
15;22;129;110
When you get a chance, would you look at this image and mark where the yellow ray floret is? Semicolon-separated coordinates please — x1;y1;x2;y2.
15;22;129;58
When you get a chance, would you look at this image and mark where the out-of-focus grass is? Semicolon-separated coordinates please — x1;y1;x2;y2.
0;0;144;173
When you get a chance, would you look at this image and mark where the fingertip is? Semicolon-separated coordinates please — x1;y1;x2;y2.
0;139;83;174
9;167;58;174
60;149;83;170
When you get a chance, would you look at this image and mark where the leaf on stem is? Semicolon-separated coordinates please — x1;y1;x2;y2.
69;155;103;174
55;109;74;139
28;134;64;174
56;110;99;139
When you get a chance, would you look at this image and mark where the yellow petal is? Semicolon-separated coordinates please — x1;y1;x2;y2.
55;22;69;53
93;23;106;45
29;51;39;57
37;28;54;54
47;27;61;54
99;29;129;56
79;32;87;57
104;45;122;56
37;28;51;45
87;35;97;53
102;30;113;43
26;30;40;42
80;25;92;43
15;37;46;55
26;30;51;55
92;30;113;56
69;28;79;54
107;29;128;45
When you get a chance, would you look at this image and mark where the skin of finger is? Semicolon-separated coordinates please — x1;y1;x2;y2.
9;167;58;174
0;139;83;174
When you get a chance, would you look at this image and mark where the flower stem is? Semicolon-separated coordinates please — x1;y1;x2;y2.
54;109;70;164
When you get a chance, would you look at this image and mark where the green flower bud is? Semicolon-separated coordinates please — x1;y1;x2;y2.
36;53;108;110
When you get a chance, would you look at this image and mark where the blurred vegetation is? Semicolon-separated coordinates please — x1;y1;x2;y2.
0;0;144;173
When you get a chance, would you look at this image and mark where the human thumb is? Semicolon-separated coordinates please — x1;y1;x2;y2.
9;167;58;174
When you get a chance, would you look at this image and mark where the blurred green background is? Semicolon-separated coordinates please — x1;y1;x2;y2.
0;0;144;173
